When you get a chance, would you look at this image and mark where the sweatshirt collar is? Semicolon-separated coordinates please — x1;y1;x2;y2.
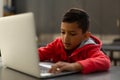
78;38;96;48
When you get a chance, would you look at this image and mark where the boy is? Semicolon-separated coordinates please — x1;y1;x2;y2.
38;8;110;74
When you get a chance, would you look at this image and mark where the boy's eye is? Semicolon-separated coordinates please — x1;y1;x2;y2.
70;33;76;36
61;31;65;34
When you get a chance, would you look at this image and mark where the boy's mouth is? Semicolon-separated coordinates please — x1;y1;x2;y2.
64;43;71;47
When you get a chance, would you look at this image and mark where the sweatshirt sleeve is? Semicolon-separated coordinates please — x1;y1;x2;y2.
77;49;110;74
38;43;54;61
38;37;62;61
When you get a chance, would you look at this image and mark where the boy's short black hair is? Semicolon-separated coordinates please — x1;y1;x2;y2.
62;8;89;33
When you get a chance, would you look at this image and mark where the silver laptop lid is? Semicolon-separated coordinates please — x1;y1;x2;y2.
0;12;41;78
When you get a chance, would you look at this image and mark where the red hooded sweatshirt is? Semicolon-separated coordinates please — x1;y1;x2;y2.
38;35;110;74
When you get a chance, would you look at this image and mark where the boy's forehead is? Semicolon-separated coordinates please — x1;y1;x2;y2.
61;22;82;33
61;22;81;30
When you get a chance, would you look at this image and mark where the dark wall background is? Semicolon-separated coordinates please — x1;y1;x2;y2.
14;0;120;36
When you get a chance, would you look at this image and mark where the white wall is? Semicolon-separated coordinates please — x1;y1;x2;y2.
0;0;3;17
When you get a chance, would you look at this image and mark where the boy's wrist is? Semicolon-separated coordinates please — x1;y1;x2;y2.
72;62;83;71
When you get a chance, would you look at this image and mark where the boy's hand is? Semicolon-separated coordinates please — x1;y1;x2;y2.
49;61;82;73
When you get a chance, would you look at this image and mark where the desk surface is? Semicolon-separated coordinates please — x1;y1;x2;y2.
0;63;120;80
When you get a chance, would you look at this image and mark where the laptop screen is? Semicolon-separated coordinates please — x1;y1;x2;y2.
0;12;42;78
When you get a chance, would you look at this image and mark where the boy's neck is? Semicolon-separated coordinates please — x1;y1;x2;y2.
65;43;81;56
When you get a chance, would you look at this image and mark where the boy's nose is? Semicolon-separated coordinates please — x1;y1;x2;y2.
64;35;70;42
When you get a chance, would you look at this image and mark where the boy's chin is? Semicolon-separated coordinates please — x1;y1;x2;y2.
64;46;78;51
64;47;72;50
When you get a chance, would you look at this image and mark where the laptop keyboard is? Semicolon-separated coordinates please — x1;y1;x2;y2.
40;66;50;73
39;62;53;73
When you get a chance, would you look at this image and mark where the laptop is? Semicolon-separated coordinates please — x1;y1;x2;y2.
0;12;78;78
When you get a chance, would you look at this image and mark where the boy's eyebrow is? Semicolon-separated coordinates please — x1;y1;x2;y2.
69;31;76;33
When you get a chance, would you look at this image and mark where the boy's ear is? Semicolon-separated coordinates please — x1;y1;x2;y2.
85;31;91;38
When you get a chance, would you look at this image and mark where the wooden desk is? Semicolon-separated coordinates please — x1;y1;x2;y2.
102;44;120;66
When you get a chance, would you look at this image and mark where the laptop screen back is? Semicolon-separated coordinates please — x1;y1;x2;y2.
0;12;41;78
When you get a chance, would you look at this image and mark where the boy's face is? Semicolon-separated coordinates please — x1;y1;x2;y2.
61;22;89;50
